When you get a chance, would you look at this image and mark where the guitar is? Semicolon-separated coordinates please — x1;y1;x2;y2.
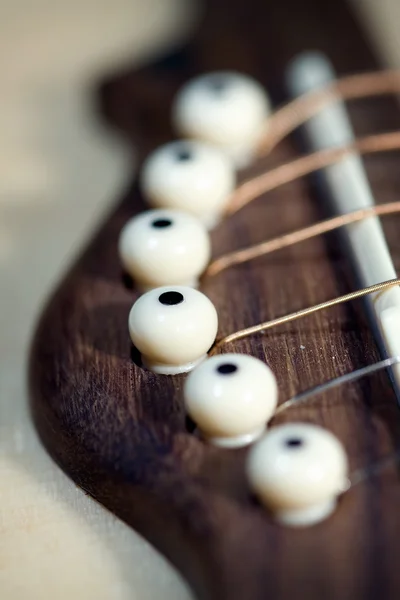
30;0;400;597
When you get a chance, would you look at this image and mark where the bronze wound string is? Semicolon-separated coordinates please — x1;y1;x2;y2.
256;69;400;156
227;130;400;215
207;76;400;368
205;201;400;278
210;278;400;353
229;69;400;493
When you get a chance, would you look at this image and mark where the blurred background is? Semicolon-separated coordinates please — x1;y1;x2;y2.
0;0;399;598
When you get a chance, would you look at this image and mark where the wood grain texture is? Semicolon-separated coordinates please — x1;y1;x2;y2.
30;0;400;598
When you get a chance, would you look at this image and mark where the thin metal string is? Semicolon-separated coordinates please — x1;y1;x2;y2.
210;278;400;353
275;356;400;416
214;70;400;488
349;449;400;488
227;130;400;215
205;201;400;278
256;69;400;156
220;71;400;492
273;355;400;491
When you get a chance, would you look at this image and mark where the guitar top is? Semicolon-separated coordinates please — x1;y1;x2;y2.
30;0;400;598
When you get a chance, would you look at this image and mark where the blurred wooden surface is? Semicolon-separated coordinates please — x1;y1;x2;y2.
0;1;195;599
29;0;400;599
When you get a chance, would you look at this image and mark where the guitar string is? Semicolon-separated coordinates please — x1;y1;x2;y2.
210;278;400;353
255;68;400;156
273;355;400;491
205;201;400;278
349;448;400;489
274;355;400;417
227;130;400;215
218;72;400;491
206;78;400;383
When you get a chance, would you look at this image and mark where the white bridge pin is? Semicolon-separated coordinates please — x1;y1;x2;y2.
247;423;349;527
140;139;235;229
128;286;218;375
172;71;271;167
119;209;211;291
184;353;278;448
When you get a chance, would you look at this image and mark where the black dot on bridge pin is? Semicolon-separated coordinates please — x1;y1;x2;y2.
175;147;192;161
217;363;238;375
158;291;184;306
208;76;230;94
152;218;173;229
285;438;304;449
